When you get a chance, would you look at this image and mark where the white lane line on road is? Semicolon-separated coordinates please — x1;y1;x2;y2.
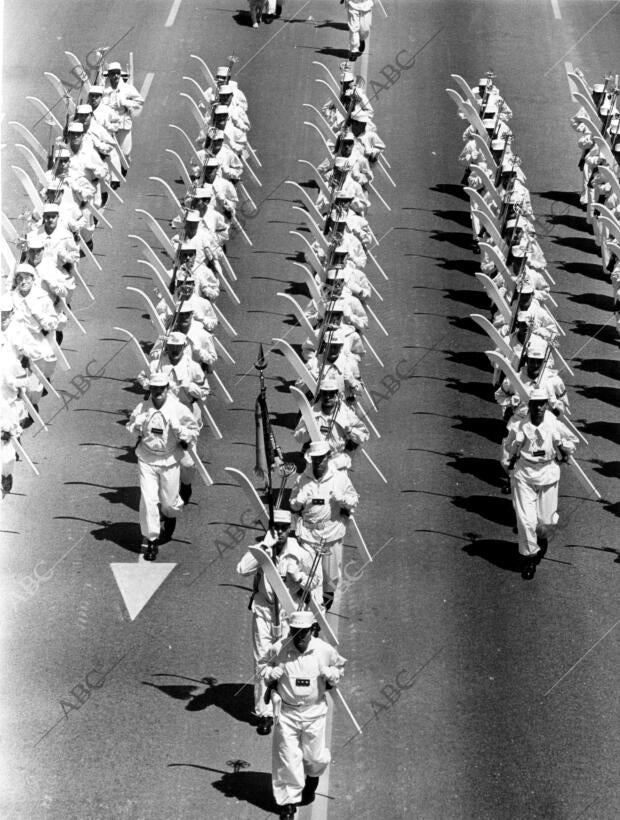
544;0;620;76
550;0;562;20
139;72;155;101
165;0;182;27
544;618;620;696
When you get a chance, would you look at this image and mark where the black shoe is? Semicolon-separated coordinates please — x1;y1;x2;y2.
55;330;64;346
536;535;548;558
349;50;360;62
301;775;320;805
159;516;177;544
521;557;536;580
322;593;334;611
279;805;297;820
85;239;94;251
111;180;121;190
1;474;13;496
180;482;192;504
256;715;273;736
144;540;158;561
359;39;366;53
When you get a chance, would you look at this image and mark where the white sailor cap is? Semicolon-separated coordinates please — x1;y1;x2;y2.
26;232;45;249
184;210;201;223
319;375;341;392
519;279;535;294
529;387;548;402
341;130;356;143
326;268;345;282
205;155;220;166
526;334;547;359
351;108;371;123
179;241;197;253
208;128;225;141
216;65;230;78
194;185;213;199
334;156;352;170
516;310;530;323
304;440;331;462
273;509;292;525
88;84;104;95
332;244;349;257
76;103;92;115
341;69;355;83
288;610;315;629
149;371;169;387
166;331;187;346
214;104;229;116
14;263;37;278
491;138;505;151
107;61;122;73
42;203;60;214
218;84;234;95
67;122;84;134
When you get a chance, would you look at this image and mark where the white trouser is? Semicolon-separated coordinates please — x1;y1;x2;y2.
116;128;133;163
179;449;196;486
138;459;183;540
512;476;559;557
347;8;373;51
322;540;343;595
272;706;330;806
2;441;16;477
252;608;288;718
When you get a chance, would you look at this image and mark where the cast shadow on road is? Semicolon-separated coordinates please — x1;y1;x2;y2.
433;209;472;229
445;454;506;489
446;378;495;404
574;385;620;408
567;292;614;312
573;357;620;380
462;537;521;573
549;234;599;255
429;229;475;251
64;479;140;512
452;494;515;528
444;350;492;373
315;46;351;59
144;675;255;725
435;256;479;275
565;543;620;563
54;514;142;554
169;763;276;814
570;320;619;348
536;190;581;208
579;420;620;446
452;415;505;444
590;458;620;479
443;288;489;310
429;183;468;201
558;261;610;284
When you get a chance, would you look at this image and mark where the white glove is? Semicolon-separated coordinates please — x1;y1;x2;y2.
320;665;340;685
186;383;203;399
262;530;278;549
269;666;284;681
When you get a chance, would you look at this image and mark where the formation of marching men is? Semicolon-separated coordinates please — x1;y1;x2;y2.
1;55;144;497
568;67;620;336
123;57;256;561
448;72;602;581
228;55;392;816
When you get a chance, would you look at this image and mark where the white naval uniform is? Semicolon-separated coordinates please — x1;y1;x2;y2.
237;534;322;718
126;393;199;540
345;0;374;52
262;636;346;806
503;410;578;557
289;462;358;595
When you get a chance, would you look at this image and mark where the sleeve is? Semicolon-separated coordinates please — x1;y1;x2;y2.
236;550;260;576
335;473;358;513
173;402;200;444
343;407;369;445
289;477;307;511
552;419;578;454
126;402;146;436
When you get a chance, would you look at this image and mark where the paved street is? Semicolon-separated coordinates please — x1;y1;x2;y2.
1;1;618;818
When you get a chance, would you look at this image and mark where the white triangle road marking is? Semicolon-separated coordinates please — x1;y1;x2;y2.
110;559;176;621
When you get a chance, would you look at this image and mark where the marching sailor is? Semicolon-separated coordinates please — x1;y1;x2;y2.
502;389;578;579
236;509;322;736
126;371;199;560
102;61;144;168
262;609;346;818
289;440;359;609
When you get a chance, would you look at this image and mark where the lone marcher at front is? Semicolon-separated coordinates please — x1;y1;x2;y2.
344;0;374;60
126;372;199;561
262;609;346;819
502;388;578;580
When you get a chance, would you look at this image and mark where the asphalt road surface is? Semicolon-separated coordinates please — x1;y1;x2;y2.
1;2;619;819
